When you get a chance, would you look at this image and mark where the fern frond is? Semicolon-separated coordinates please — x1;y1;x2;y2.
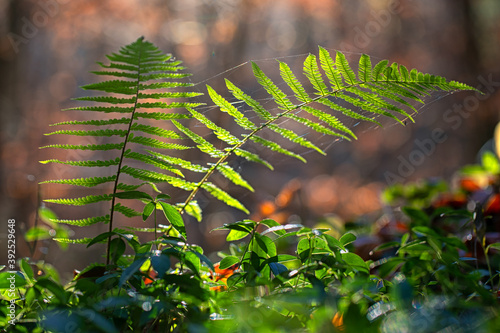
49;215;110;226
124;151;183;176
44;129;128;137
127;135;191;150
252;62;295;111
137;91;203;99
62;107;135;114
301;105;356;139
40;176;117;187
358;54;372;82
284;113;350;140
319;46;344;91
335;51;358;85
120;166;197;191
267;124;325;155
213;163;254;192
130;123;182;139
136;101;202;109
279;61;312;103
39;158;120;167
233;148;273;170
81;80;137;95
226;80;273;121
207;85;257;130
250;135;306;163
40;143;125;151
187;107;242;146
51;118;131;126
303;54;329;96
171;120;224;158
114;203;142;218
53;237;93;244
134;112;191;120
74;96;136;104
148;151;209;173
44;194;113;206
201;182;249;214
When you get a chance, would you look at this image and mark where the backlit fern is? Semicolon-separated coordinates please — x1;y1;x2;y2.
40;37;476;264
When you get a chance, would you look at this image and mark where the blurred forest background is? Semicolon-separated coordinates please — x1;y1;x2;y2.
1;0;500;279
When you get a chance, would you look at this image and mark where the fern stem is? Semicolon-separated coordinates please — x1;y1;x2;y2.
179;94;325;213
106;38;145;265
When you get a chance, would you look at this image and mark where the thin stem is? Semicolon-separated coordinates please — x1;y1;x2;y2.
106;40;144;265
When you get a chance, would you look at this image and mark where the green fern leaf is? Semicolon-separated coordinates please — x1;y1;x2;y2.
358;54;372;82
226;80;273;121
285;113;350;140
40;143;125;151
267;124;325;155
51;118;131;126
124;151;183;176
74;96;136;104
49;215;110;226
233;148;273;170
177;200;202;222
127;135;191;150
187;107;241;146
207;85;257;130
134;112;190;120
171;120;224;158
372;59;389;80
45;194;113;206
201;182;249;214
114;203;142;217
335;51;358;85
53;237;93;244
303;54;329;96
250;135;306;163
120;166;198;191
317;98;380;126
136;101;202;109
40;176;117;187
81;80;137;95
252;62;295;111
213;163;254;191
62;106;135;114
148;151;209;173
319;46;344;91
279;61;312;103
137;91;203;99
44;129;127;137
130;123;182;139
301;105;356;139
39;158;120;167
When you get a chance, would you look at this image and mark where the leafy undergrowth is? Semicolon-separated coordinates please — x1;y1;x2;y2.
3;152;500;332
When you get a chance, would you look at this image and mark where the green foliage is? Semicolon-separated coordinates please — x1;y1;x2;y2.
9;38;497;332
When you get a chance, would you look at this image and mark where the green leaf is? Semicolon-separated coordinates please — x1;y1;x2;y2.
114;191;153;201
201;182;249;214
339;232;357;246
20;259;34;281
151;253;170;278
219;256;240;270
303;53;329;96
226;229;251;242
35;278;67;303
119;256;148;287
158;202;186;239
0;272;26;289
25;226;52;242
341;252;369;274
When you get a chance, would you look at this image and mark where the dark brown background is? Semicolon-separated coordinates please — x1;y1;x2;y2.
1;0;499;279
